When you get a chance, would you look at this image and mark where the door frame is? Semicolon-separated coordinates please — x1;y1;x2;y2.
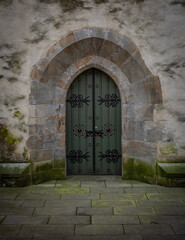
28;28;162;184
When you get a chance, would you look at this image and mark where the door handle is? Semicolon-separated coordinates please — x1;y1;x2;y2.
85;130;103;138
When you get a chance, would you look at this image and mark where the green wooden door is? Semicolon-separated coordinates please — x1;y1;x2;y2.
66;68;121;175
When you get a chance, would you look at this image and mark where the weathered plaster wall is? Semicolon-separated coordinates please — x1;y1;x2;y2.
0;0;185;163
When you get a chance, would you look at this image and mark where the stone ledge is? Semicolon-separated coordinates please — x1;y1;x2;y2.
0;163;32;187
0;163;31;177
157;163;185;178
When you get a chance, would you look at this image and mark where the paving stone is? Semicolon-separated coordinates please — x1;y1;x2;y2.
34;207;76;216
101;193;147;200
19;225;74;236
77;207;113;215
0;225;21;236
22;200;46;207
90;187;124;194
74;236;143;240
171;223;185;234
156;207;185;215
16;193;61;200
140;215;185;224
131;181;154;187
143;236;185;240
124;224;174;235
0;215;5;223
2;215;49;225
75;224;124;235
157;187;185;193
92;215;139;224
49;216;89;224
56;181;80;187
34;236;73;240
0;237;32;240
106;180;132;188
125;187;159;193
0;200;24;207
0;194;17;200
136;200;185;207
114;206;156;215
92;200;135;207
55;187;89;194
45;200;91;207
81;181;105;188
61;194;99;200
147;193;185;200
0;207;34;215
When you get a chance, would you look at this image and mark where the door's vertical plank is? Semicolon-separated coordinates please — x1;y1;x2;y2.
66;69;93;175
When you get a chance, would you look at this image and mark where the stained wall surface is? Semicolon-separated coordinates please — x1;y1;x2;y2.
0;0;185;182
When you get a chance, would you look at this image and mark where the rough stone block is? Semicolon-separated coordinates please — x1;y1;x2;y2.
92;199;135;207
92;215;139;224
0;207;34;215
77;207;113;216
114;206;156;215
125;187;158;194
19;225;74;236
140;215;185;224
49;216;90;225
134;104;154;121
132;81;148;104
118;36;137;55
53;87;67;104
54;149;65;162
122;141;157;162
41;62;59;85
29;124;45;136
134;121;144;141
74;28;95;41
121;55;150;84
136;199;185;207
45;199;91;207
156;207;185;215
75;224;123;235
0;225;22;236
60;33;76;48
124;224;174;235
157;163;185;178
30;65;42;82
2;215;49;225
30;149;53;162
34;207;76;216
142;76;163;104
122;119;134;140
101;193;146;200
90;187;124;194
46;42;62;61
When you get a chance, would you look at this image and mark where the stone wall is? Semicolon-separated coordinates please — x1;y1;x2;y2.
0;0;185;184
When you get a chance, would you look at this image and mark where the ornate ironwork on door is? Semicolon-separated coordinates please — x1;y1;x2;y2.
67;94;90;108
66;68;121;175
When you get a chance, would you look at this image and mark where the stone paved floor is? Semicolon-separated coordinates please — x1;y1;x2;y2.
0;176;185;240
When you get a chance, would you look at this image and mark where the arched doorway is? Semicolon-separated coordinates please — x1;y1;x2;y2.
66;68;122;175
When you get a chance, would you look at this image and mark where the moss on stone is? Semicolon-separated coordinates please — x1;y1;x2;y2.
0;125;22;145
13;111;24;120
0;124;22;162
0;0;12;6
59;0;84;11
160;143;178;156
109;8;121;13
95;0;108;4
123;158;155;183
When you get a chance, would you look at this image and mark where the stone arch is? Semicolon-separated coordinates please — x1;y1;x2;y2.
28;28;163;183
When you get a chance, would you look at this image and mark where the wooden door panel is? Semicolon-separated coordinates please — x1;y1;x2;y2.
66;68;121;175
